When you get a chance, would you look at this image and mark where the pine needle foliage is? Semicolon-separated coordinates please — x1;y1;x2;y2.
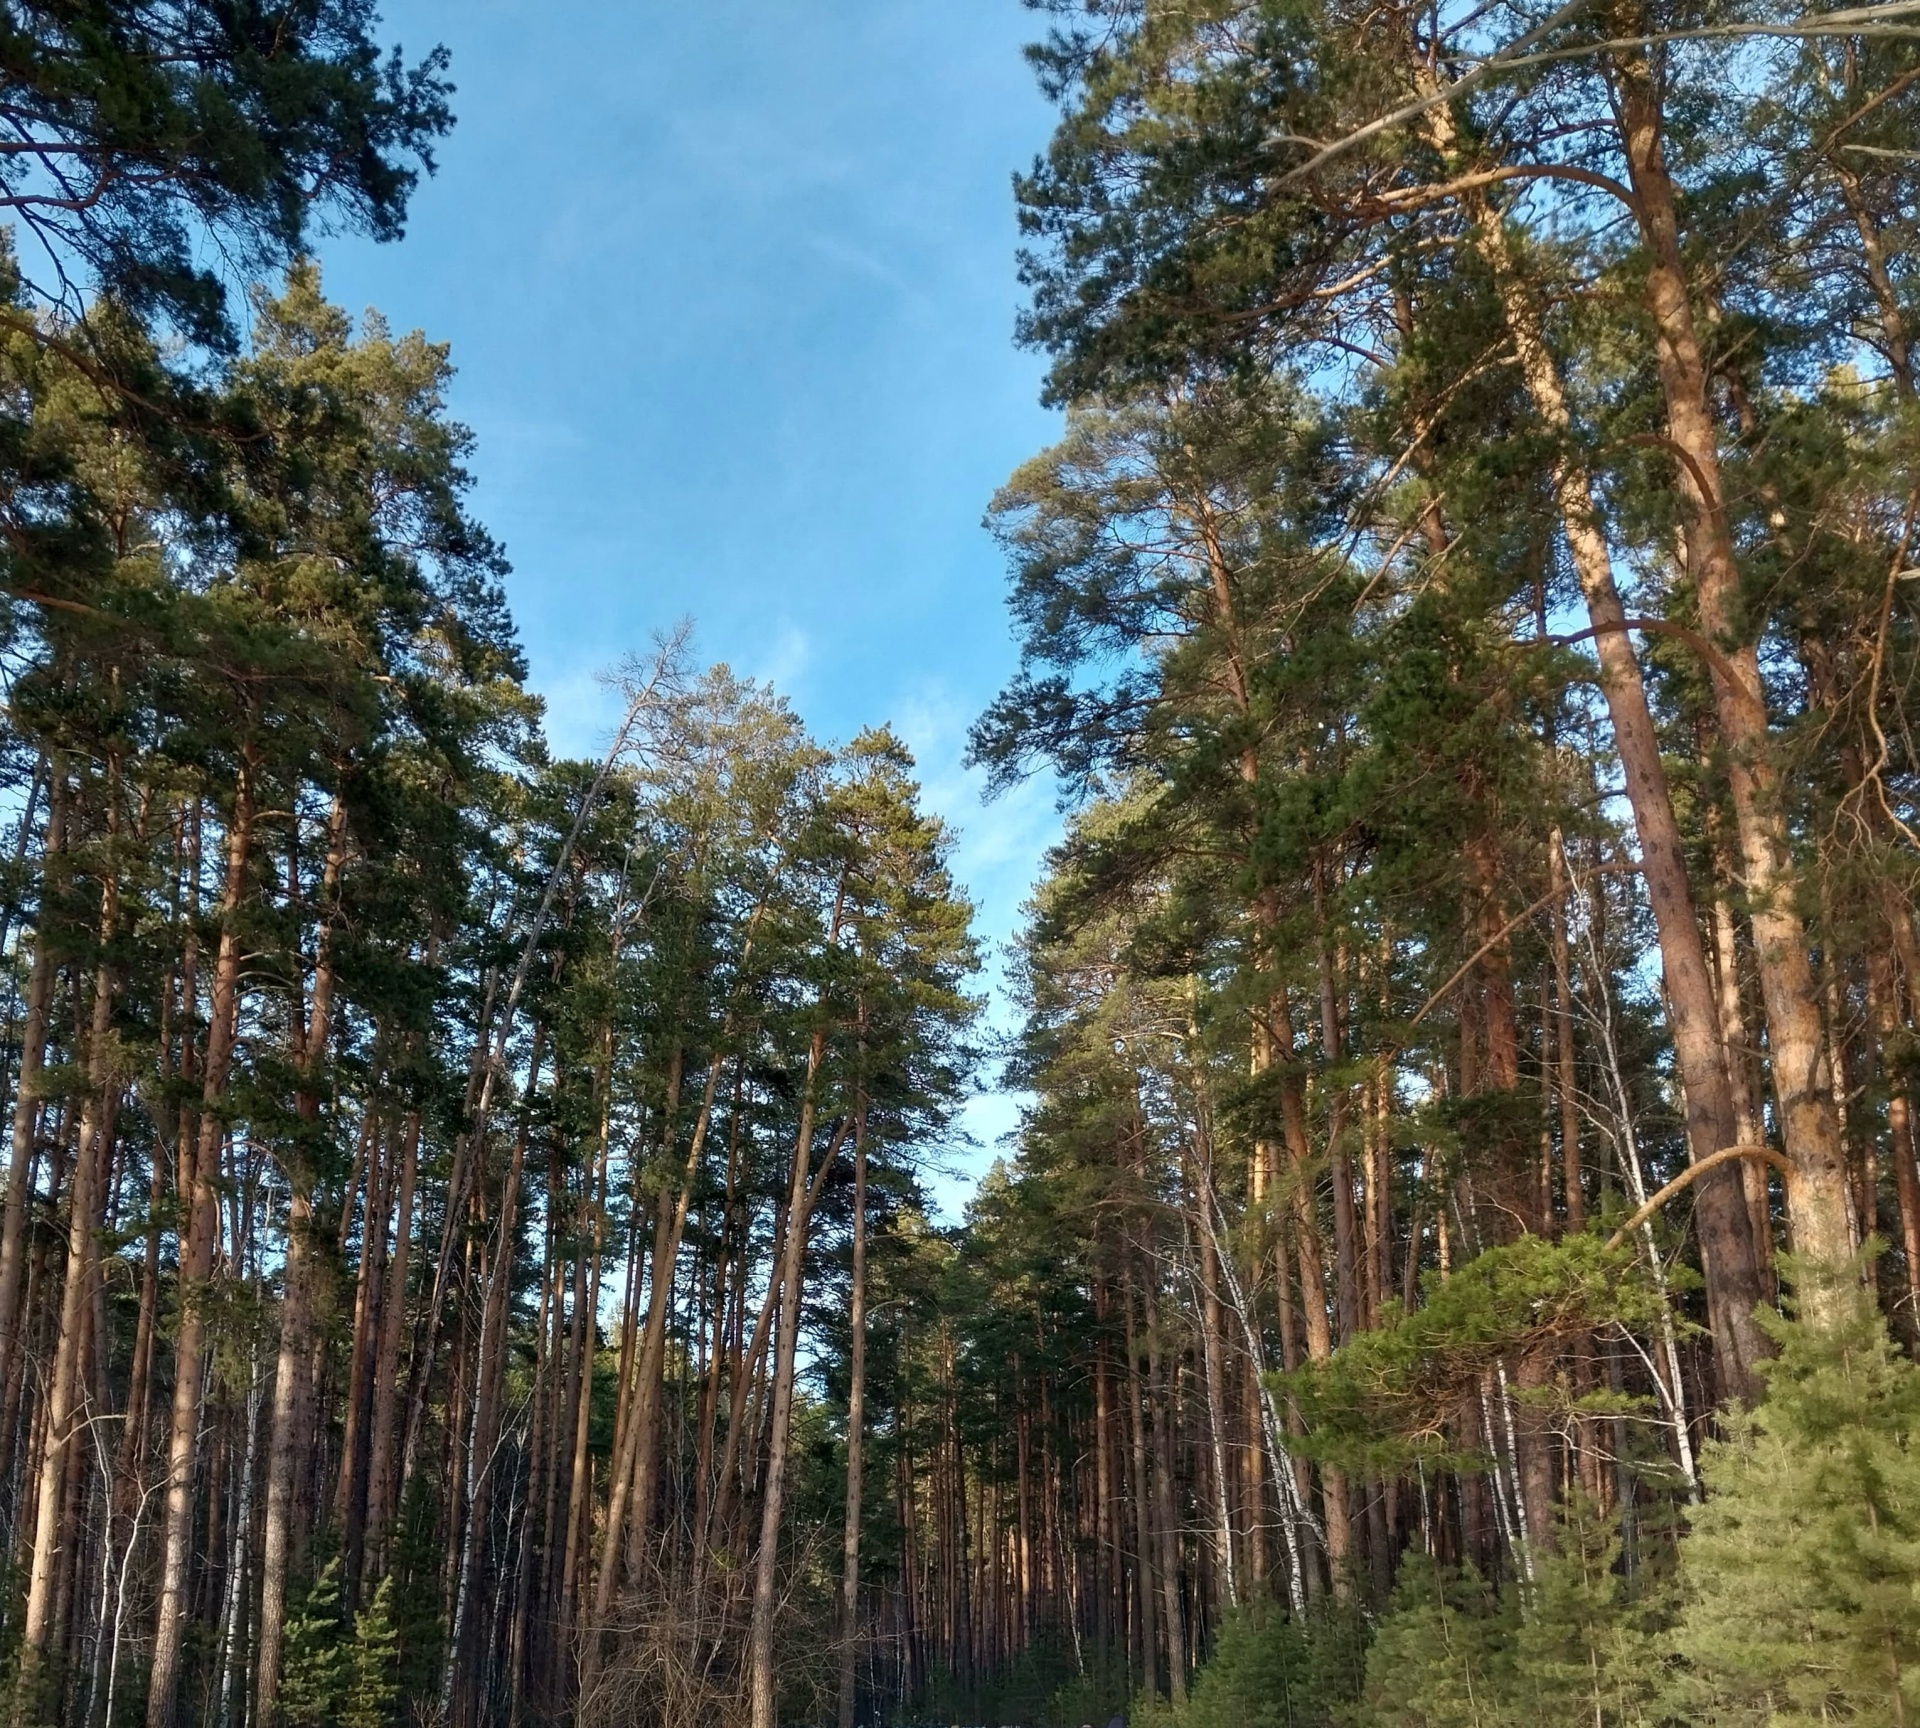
1669;1292;1920;1725
278;1559;350;1728
1274;1238;1673;1472
345;1578;402;1728
1133;1601;1369;1728
1342;1302;1920;1725
1353;1500;1669;1727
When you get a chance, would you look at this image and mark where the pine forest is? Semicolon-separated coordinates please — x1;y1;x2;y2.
0;3;1913;1726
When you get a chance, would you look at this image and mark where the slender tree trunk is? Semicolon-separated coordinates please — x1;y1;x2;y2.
1145;1290;1187;1705
707;1206;782;1550
335;1104;392;1594
148;760;257;1728
1549;834;1585;1234
445;1035;546;1728
363;1105;419;1575
623;1047;732;1580
1121;1278;1159;1697
1871;947;1920;1320
1268;987;1352;1585
691;1068;746;1563
558;1033;616;1677
18;762;118;1714
1092;1291;1118;1656
837;1105;870;1728
1319;902;1363;1343
1191;1199;1237;1612
747;1005;849;1728
255;793;349;1718
0;763;67;1465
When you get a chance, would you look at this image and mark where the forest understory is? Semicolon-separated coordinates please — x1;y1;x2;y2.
0;3;1913;1727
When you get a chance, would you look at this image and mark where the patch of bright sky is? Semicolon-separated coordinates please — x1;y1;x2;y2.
320;0;1065;1218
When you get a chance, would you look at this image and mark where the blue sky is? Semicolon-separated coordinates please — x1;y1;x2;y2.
322;0;1064;1212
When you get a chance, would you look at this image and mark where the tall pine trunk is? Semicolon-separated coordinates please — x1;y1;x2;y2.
255;792;348;1716
148;760;256;1728
18;757;118;1713
836;1104;869;1728
0;761;67;1475
1610;39;1853;1297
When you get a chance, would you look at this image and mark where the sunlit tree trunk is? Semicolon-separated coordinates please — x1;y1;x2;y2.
1610;39;1853;1295
18;754;118;1711
256;791;349;1718
149;758;257;1728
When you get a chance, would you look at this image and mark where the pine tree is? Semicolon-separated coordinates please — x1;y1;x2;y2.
1502;1499;1666;1728
1352;1504;1670;1728
0;0;451;347
278;1560;350;1728
1671;1296;1920;1724
345;1578;402;1728
1353;1559;1522;1728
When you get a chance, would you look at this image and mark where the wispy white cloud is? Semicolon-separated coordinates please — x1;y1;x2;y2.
532;660;626;762
740;619;813;697
891;685;1058;932
326;0;1063;1227
886;679;1061;1222
801;230;927;308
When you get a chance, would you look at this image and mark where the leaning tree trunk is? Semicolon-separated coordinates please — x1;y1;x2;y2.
1610;44;1853;1297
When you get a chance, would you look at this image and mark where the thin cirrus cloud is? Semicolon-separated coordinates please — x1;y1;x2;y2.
320;0;1063;1213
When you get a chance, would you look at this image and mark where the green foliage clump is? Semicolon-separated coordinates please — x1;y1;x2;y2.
922;1636;1112;1728
1507;1501;1669;1727
389;1473;449;1711
277;1560;349;1728
1351;1498;1667;1727
1669;1296;1920;1724
1330;1305;1920;1726
1351;1558;1521;1728
278;1560;404;1728
344;1577;402;1728
1133;1600;1368;1728
1040;1650;1136;1728
1274;1237;1670;1473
